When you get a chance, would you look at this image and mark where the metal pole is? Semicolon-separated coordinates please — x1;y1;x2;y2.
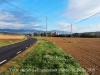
46;17;47;38
65;30;66;38
63;30;64;38
70;24;72;42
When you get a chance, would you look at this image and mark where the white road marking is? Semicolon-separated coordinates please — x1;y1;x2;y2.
26;47;28;49
0;60;7;64
17;51;21;54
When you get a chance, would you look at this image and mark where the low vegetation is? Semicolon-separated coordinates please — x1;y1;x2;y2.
0;34;25;47
2;39;86;75
0;39;25;47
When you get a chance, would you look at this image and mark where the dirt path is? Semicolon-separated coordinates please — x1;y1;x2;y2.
43;37;100;75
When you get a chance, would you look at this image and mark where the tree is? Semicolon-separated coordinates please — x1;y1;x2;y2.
47;32;52;37
43;32;46;36
34;32;38;36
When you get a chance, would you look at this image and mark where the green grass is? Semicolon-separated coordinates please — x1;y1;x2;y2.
2;39;86;75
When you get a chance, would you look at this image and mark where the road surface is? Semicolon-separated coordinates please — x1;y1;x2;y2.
0;38;37;66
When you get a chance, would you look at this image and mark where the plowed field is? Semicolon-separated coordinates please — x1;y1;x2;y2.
43;37;100;75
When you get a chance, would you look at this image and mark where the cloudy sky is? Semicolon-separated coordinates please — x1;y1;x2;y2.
0;0;100;33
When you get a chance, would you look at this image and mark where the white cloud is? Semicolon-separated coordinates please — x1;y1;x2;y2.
63;0;100;21
57;20;70;27
56;21;100;33
0;11;17;21
0;21;25;29
56;20;77;32
32;23;40;26
0;11;42;30
73;24;100;33
0;20;42;30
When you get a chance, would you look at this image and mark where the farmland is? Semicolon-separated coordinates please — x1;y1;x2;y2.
43;37;100;75
0;35;25;40
1;39;86;75
0;35;25;47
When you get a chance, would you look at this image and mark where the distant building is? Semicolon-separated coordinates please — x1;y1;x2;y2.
54;32;59;35
91;33;95;36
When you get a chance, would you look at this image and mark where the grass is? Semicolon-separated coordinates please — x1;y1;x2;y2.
0;39;26;47
0;39;39;75
1;39;86;75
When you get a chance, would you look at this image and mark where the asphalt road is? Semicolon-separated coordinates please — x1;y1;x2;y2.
0;38;37;66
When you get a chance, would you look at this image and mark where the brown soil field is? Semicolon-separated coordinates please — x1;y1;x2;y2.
0;35;25;40
43;37;100;75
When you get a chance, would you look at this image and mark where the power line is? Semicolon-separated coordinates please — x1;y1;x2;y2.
70;2;100;33
40;3;68;16
42;0;98;16
35;0;57;11
47;18;55;27
66;0;99;13
47;17;58;34
47;17;71;30
71;12;99;40
32;0;43;9
68;0;100;25
42;0;100;31
32;0;63;16
74;11;100;25
29;0;57;15
2;0;45;18
42;4;63;15
58;25;71;30
2;0;56;38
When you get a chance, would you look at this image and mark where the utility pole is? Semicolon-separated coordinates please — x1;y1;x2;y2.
63;30;64;38
46;17;47;38
65;30;66;38
70;24;72;42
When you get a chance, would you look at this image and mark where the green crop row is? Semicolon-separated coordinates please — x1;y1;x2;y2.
2;39;86;75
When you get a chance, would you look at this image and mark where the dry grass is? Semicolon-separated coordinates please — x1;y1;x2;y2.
0;35;25;40
0;35;26;47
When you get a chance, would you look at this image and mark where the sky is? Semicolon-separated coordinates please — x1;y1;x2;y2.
0;0;100;33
